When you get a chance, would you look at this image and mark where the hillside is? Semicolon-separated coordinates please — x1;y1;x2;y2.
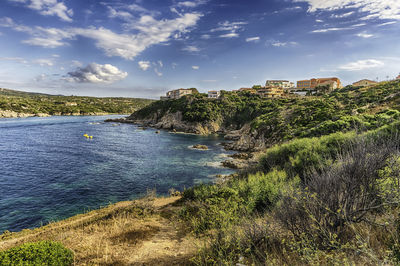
0;88;154;117
3;80;400;265
126;80;400;151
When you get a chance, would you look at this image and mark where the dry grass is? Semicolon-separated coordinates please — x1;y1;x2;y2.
0;196;199;265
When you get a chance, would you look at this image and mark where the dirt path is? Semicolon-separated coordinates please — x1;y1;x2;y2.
0;196;199;265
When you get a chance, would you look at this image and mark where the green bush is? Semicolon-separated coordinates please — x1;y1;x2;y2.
0;241;73;266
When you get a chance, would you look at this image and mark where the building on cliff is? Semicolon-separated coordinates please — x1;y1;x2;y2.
256;87;284;98
208;90;221;99
297;77;342;91
265;80;295;89
352;79;378;87
160;88;194;100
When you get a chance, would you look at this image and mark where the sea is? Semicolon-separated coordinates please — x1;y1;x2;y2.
0;115;234;232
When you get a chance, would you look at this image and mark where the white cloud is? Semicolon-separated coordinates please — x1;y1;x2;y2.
266;40;298;47
107;6;133;20
294;0;400;20
138;61;151;71
200;34;210;39
331;11;354;18
192;65;199;70
33;58;54;66
182;45;201;52
316;19;324;22
220;32;239;38
67;63;128;83
211;21;247;38
378;21;397;26
9;0;73;22
176;0;207;8
311;23;364;33
158;60;163;68
246;36;260;42
35;74;47;82
339;59;384;71
0;12;202;60
154;68;163;76
356;32;374;38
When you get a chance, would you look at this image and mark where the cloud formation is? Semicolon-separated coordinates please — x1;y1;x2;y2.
0;11;202;60
211;21;247;38
67;63;128;83
8;0;73;22
138;61;151;71
246;37;260;42
339;59;384;71
295;0;400;20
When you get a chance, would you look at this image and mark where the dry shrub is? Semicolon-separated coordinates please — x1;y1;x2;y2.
276;134;400;251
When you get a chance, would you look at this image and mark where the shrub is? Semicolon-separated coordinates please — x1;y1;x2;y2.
275;135;400;248
0;241;74;266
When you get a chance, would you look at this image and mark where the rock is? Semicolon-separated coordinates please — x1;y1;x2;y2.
230;152;253;160
155;131;160;134
192;144;208;150
222;159;247;169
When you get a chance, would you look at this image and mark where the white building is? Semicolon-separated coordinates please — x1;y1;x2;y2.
265;80;295;89
208;90;221;99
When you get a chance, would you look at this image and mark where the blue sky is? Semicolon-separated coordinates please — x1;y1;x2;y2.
0;0;399;98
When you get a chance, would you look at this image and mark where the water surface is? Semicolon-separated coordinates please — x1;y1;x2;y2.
0;115;233;232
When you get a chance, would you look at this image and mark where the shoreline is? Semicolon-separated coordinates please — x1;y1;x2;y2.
0;110;130;119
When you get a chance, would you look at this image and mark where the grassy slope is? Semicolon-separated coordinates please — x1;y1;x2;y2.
0;195;198;265
0;88;154;115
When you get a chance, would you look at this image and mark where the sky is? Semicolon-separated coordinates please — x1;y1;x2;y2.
0;0;399;98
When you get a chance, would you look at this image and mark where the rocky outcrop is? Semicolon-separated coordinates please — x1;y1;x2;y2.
192;144;208;150
222;124;266;152
0;110;51;118
126;111;225;135
109;111;267;152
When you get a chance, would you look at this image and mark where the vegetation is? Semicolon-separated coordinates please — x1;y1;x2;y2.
0;88;154;116
131;80;400;147
0;241;73;265
3;80;400;264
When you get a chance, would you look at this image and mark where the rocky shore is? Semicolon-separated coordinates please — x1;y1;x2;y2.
105;114;264;171
105;112;267;153
0;110;114;118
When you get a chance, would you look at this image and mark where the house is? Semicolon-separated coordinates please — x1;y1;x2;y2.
352;79;378;87
161;88;194;100
208;90;221;99
397;74;400;80
256;87;284;98
297;77;342;91
265;80;295;89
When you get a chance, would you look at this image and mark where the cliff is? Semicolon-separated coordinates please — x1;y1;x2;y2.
116;80;400;152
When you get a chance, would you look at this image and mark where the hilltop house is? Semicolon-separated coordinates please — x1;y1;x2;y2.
160;88;194;100
265;80;295;90
297;77;342;91
352;79;378;87
397;74;400;80
208;90;221;99
256;87;284;98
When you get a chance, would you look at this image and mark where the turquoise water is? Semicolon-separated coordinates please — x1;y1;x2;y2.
0;115;234;232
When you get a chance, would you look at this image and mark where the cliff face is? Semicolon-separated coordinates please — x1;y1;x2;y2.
128;111;223;135
126;111;265;151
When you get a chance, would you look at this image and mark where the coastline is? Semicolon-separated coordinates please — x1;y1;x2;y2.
0;110;130;119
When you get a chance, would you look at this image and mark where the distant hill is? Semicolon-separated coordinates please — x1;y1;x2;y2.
0;88;155;117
